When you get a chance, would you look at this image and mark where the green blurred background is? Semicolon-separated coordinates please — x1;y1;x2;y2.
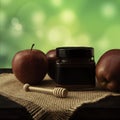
0;0;120;68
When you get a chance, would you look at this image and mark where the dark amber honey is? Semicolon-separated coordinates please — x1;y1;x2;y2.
55;47;95;88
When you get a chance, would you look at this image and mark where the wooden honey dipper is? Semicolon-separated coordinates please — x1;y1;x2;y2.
23;83;68;98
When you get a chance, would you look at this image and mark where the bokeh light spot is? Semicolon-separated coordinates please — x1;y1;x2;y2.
0;0;12;6
47;26;71;45
101;3;117;18
60;10;76;24
51;0;62;6
10;18;23;37
31;11;46;27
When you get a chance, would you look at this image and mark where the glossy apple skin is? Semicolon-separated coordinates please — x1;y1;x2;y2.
46;49;56;79
12;49;48;85
96;49;120;92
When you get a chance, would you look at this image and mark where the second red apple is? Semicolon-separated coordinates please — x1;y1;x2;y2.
46;49;57;79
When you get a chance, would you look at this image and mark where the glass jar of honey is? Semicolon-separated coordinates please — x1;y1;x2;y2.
55;47;95;89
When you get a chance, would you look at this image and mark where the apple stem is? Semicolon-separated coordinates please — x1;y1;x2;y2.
31;44;35;51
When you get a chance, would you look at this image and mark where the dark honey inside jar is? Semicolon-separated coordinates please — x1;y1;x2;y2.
55;47;95;89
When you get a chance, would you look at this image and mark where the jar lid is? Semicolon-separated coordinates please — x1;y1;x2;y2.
56;47;94;58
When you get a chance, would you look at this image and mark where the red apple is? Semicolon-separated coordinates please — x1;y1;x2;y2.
12;44;48;85
46;49;57;79
96;49;120;92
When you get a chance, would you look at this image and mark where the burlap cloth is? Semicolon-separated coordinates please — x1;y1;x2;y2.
0;73;120;120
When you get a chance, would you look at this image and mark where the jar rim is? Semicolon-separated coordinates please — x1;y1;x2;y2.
56;46;94;58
